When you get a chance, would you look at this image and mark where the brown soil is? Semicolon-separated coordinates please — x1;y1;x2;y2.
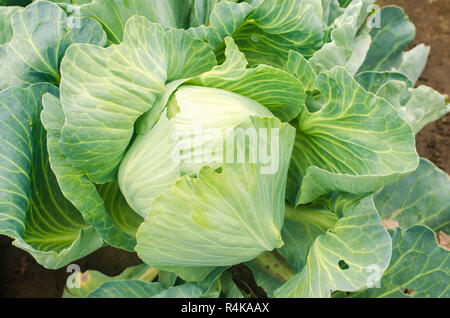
378;0;450;173
0;0;449;298
0;238;142;297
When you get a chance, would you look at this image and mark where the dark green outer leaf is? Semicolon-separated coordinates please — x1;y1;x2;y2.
355;71;412;94
0;6;21;45
358;6;415;73
0;0;31;6
87;280;167;298
0;1;106;89
76;0;194;44
375;158;450;234
231;0;324;67
41;93;140;251
287;66;418;205
0;83;102;269
275;195;391;297
278;204;336;272
350;226;449;298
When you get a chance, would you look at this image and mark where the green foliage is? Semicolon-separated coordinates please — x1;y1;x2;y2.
0;0;448;298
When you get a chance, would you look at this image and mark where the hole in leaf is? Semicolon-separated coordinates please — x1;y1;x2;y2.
338;260;349;270
401;288;415;296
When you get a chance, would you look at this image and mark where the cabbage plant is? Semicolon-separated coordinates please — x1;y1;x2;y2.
0;0;449;298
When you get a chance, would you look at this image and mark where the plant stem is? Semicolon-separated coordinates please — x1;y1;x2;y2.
138;267;160;282
285;204;337;231
253;251;296;282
